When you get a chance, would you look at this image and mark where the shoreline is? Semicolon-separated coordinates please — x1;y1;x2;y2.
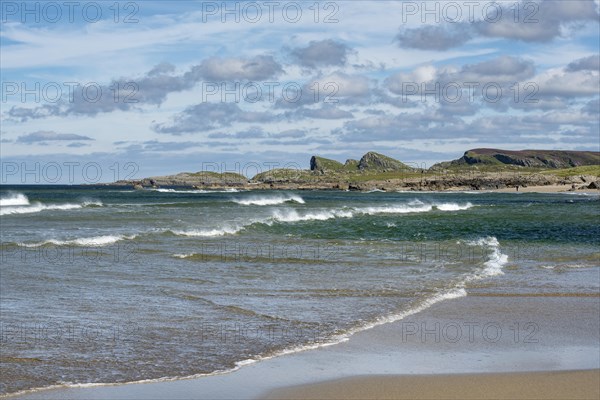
17;183;600;194
9;294;599;400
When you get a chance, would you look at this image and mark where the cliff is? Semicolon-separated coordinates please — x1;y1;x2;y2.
433;149;600;169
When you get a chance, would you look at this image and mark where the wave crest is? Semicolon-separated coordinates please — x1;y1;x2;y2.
169;226;244;237
18;234;135;248
0;194;102;216
233;194;305;206
0;193;30;206
465;236;508;278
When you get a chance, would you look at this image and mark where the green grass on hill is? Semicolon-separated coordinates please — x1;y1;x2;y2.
541;165;600;178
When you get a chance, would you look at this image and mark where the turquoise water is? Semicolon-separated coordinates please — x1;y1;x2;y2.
1;186;599;395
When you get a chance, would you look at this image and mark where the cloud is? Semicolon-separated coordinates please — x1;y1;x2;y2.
567;55;600;72
16;130;94;144
336;107;599;147
291;39;350;67
138;140;205;151
208;127;309;141
66;142;91;148
475;0;599;42
534;68;600;97
395;25;472;50
288;105;354;120
261;138;331;146
394;1;599;51
335;110;467;142
276;129;307;139
453;56;536;83
208;127;267;139
276;72;372;109
8;63;198;121
147;62;177;76
582;98;599;115
191;55;283;81
7;56;283;121
385;56;535;104
153;103;278;135
386;65;438;95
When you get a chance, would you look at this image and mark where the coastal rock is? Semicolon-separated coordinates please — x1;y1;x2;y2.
344;159;359;169
358;152;411;171
310;156;344;173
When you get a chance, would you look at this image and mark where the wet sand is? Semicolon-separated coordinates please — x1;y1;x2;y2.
265;370;600;400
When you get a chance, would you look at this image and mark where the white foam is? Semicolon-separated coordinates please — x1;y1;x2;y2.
0;193;30;206
0;202;82;215
359;204;433;214
364;189;386;193
465;236;508;278
0;199;102;216
150;188;206;193
82;200;103;207
358;288;468;331
233;194;305;206
18;234;136;248
540;263;593;270
435;202;473;211
150;188;240;193
173;253;194;259
269;209;354;223
221;200;472;228
170;226;243;237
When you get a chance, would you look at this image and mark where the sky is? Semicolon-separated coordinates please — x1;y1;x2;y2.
1;0;599;183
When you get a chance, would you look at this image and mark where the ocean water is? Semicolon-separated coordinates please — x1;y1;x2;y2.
1;186;599;395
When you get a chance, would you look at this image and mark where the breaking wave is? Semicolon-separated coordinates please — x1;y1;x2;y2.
232;194;305;206
18;234;136;248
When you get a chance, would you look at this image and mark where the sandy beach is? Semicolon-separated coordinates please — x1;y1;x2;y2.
490;184;598;193
265;370;600;400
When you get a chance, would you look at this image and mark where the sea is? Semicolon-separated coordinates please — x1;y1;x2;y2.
1;185;599;396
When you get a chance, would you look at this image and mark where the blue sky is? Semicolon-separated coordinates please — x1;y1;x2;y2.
1;0;599;183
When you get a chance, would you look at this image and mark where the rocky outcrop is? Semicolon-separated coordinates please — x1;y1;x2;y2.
358;152;412;171
310;156;344;173
344;159;359;169
115;172;247;188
